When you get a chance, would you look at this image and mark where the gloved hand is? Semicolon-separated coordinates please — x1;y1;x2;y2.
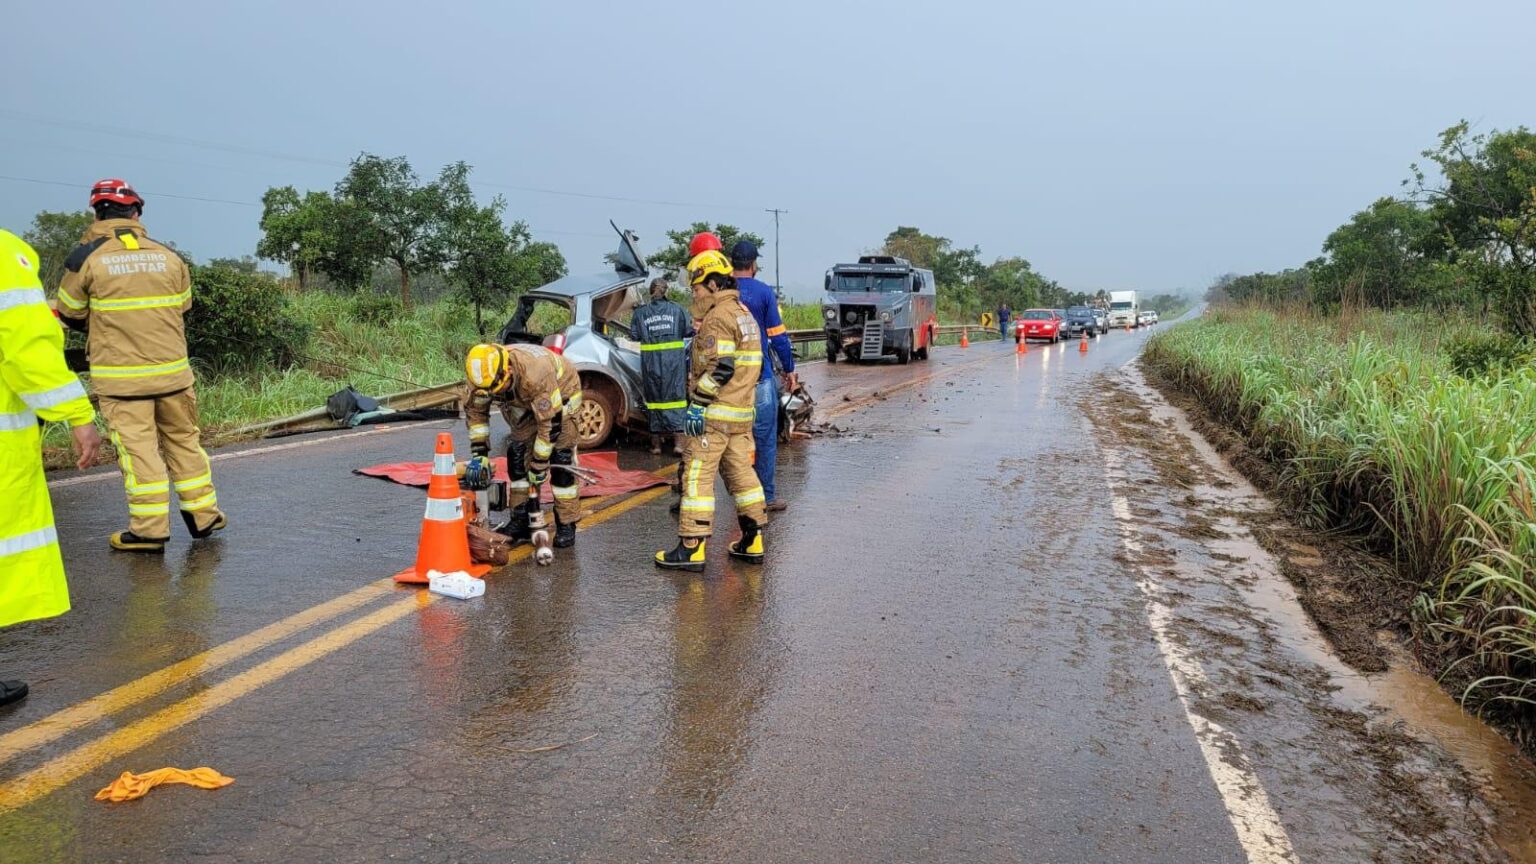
684;404;705;437
463;455;494;490
527;468;549;490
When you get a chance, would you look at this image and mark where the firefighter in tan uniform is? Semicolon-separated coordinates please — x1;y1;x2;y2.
463;342;583;550
655;250;767;572
56;179;226;552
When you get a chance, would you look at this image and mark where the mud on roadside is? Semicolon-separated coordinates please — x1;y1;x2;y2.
1087;365;1533;863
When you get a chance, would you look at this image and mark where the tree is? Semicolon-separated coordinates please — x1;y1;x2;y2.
257;187;334;290
1315;197;1437;309
645;222;767;272
880;226;949;269
335;154;462;307
206;256;261;274
23;210;93;291
1410;122;1536;334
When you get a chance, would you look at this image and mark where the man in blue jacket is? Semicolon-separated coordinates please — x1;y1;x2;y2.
730;241;795;513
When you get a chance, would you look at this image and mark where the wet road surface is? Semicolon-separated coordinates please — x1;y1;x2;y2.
2;326;1530;862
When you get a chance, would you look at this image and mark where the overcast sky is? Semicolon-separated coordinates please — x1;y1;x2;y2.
4;1;1532;301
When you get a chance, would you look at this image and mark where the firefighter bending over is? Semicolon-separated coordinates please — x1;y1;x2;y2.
463;343;583;551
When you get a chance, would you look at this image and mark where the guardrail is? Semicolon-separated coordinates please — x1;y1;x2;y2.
787;324;1000;359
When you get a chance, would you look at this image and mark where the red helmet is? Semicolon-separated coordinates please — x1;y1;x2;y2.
89;178;143;208
687;231;722;258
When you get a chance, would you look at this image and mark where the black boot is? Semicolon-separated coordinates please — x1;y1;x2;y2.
0;680;28;707
182;511;228;539
655;537;706;572
497;505;532;545
728;516;765;564
109;531;167;553
554;517;576;548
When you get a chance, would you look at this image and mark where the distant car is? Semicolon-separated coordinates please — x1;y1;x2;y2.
1064;306;1103;337
1092;308;1110;333
1018;308;1065;343
1137;310;1155;327
1148;310;1160;324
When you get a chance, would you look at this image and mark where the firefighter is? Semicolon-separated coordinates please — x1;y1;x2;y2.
655;250;768;573
630;277;691;455
463;342;583;550
1;229;102;705
56;179;226;552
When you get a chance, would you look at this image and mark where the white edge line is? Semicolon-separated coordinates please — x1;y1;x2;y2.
1102;445;1299;864
48;420;444;489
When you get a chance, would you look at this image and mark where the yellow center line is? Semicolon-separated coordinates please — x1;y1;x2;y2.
0;484;673;814
0;580;396;767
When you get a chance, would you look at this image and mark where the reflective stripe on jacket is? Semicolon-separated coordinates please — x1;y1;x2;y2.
0;229;91;628
688;288;760;434
56;219;195;397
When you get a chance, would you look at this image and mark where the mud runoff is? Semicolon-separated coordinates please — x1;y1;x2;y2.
1087;365;1536;863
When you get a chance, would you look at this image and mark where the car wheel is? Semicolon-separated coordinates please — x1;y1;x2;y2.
575;377;617;449
826;340;838;364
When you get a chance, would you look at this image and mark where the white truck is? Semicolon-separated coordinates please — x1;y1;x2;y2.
1108;290;1140;328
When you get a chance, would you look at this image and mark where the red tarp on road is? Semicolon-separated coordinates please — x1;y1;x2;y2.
355;451;666;503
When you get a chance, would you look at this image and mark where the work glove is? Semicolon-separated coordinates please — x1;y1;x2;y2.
684;404;705;437
527;467;549;490
463;455;494;490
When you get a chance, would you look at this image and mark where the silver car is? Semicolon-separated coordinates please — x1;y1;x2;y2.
496;225;651;449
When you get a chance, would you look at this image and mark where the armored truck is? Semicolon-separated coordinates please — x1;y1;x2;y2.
821;256;938;364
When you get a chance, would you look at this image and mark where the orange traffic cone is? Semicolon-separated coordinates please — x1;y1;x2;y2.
394;432;492;584
1016;335;1027;354
1080;332;1089;353
960;328;970;348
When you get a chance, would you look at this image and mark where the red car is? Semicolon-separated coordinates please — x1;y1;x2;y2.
1017;308;1065;343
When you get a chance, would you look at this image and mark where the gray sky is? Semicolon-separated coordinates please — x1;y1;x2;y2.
4;0;1533;302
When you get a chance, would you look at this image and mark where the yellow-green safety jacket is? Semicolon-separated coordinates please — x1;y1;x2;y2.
0;229;94;629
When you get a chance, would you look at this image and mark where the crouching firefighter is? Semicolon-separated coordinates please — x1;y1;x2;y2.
655;250;768;573
463;343;583;553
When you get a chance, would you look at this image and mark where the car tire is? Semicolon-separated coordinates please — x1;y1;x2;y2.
575;375;618;449
896;330;911;365
826;340;838;364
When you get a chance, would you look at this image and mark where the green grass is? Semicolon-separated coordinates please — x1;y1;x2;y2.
1144;306;1536;733
43;292;484;463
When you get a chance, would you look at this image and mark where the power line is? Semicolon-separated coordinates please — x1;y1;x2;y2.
0;173;615;240
0;109;779;213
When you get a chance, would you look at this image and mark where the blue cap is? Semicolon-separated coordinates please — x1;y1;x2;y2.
729;240;759;267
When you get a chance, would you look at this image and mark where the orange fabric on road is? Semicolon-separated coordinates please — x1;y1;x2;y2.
356;450;665;502
94;766;234;802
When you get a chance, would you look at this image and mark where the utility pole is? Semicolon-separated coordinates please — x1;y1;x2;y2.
765;208;787;295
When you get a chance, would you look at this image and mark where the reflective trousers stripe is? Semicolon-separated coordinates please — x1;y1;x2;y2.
0;526;58;558
129;502;170;516
533;439;553;459
680;497;715;512
734;487;765;507
178;491;218;512
0;288;46;313
552;485;579;500
0;410;36;432
424;497;463;521
173;472;212;492
468;424;490;439
20;379;88;411
641;341;686;352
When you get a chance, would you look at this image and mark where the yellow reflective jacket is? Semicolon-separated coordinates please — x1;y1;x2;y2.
56;219;195;397
0;229;94;628
688;288;761;433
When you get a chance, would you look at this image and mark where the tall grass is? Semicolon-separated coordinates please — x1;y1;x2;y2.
1144;307;1536;729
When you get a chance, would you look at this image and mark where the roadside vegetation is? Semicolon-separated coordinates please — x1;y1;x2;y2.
1148;121;1536;739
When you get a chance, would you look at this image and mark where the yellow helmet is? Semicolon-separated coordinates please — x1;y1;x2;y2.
465;343;513;392
686;249;732;287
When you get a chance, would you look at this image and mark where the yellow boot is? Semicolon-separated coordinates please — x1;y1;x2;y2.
656;537;707;573
727;517;764;564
